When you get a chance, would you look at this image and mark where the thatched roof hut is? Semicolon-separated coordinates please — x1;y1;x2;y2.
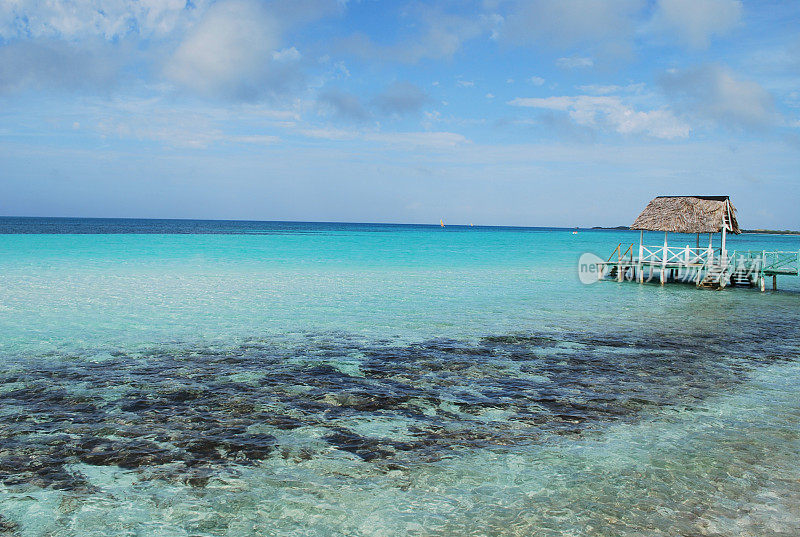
631;196;740;234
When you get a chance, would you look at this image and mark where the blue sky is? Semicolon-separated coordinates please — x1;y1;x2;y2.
1;0;799;228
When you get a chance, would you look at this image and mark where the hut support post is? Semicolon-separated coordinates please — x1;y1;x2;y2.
707;233;714;265
773;275;777;291
661;231;667;285
721;226;727;262
696;233;699;248
637;231;643;283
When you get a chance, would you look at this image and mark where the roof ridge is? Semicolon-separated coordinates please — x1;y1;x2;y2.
655;195;730;201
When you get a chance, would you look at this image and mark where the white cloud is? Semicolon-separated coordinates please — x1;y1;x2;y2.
373;81;429;115
0;0;338;99
227;134;280;145
0;40;120;93
556;57;594;69
364;131;467;149
300;127;356;140
0;0;342;41
272;47;302;63
268;0;343;26
0;0;206;40
317;88;370;122
528;76;545;86
332;61;350;78
318;81;430;122
243;107;301;122
337;5;486;64
457;80;475;88
95;111;280;149
297;127;468;149
165;0;298;101
498;0;644;60
652;0;742;49
78;97;297;148
422;110;442;130
486;93;495;99
578;84;622;95
660;64;777;128
578;83;645;95
509;95;690;139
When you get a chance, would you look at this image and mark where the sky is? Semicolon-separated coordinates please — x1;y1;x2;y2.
0;0;799;228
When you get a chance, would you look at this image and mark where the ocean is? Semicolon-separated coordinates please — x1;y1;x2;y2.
0;217;798;536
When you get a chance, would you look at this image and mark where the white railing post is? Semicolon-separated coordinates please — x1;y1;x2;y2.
721;226;727;262
639;232;643;259
638;232;644;283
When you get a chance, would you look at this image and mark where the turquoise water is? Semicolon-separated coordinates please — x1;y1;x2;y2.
0;219;799;536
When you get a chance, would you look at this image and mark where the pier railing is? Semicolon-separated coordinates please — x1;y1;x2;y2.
599;244;800;289
639;245;717;266
636;248;799;272
731;250;800;276
607;243;635;264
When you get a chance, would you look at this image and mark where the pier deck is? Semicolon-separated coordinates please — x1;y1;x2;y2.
598;244;800;290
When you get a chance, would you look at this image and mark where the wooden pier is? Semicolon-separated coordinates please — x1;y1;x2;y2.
597;196;800;291
599;244;800;290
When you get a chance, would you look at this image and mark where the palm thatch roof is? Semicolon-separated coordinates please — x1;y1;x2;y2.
631;196;741;234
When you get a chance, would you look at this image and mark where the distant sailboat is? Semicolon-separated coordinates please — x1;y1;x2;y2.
440;218;445;227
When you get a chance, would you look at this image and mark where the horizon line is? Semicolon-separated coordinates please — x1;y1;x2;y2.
1;216;797;234
0;215;590;230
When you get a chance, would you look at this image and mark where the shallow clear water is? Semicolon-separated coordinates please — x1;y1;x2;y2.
0;218;798;536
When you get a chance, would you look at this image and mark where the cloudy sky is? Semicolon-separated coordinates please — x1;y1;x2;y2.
1;0;798;227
